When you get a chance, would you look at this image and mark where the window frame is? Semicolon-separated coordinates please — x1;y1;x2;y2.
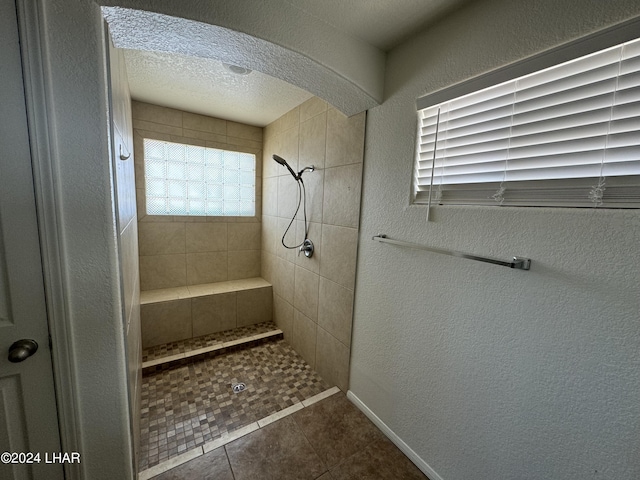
413;16;640;210
141;137;258;218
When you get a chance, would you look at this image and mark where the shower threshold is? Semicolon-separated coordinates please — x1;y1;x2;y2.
142;321;283;371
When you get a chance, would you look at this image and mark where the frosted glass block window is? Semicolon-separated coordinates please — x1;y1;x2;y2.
143;139;256;216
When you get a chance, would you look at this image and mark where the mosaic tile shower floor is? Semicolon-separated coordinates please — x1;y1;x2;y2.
139;338;330;471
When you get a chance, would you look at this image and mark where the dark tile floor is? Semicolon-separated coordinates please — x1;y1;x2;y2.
152;393;429;480
140;338;329;470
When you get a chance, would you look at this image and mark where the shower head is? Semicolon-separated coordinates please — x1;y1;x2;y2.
272;154;299;180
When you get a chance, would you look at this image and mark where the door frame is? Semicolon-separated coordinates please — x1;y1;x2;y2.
16;1;89;478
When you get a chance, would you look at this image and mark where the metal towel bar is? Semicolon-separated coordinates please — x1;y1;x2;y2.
372;234;531;270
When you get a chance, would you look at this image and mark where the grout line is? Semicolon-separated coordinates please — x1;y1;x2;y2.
137;386;338;478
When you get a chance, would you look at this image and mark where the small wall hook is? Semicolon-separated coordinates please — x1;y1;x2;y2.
119;143;131;161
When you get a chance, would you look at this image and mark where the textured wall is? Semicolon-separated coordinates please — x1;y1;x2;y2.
262;97;365;391
38;0;134;478
351;1;640;480
108;41;141;473
132;101;263;291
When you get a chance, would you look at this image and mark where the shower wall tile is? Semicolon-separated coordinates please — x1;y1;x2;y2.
262;177;279;217
273;294;294;340
141;299;192;348
226;136;263;151
261;216;278;256
237;287;273;327
274;258;295;304
186;223;228;253
133;119;183;137
295;221;321;274
279;129;300;172
132;102;182;127
301;168;324;223
121;223;140;325
140;254;187;291
138;222;185;256
262;135;281;178
262;97;364;392
319;225;358;290
228;250;261;280
315;327;350;392
318;278;354;347
292;309;317;368
294;266;319;321
299;112;327;170
227;121;263;142
272;106;300;136
134;135;146;189
192;292;237;337
326;108;365;168
261;251;276;285
133;101;263;289
228;223;261;251
299;97;328;123
277;175;300;219
111;45;142;470
276;217;297;264
186;252;228;285
181;128;226;143
322;163;363;228
182;112;226;135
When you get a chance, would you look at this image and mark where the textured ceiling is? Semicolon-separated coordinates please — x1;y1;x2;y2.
115;0;470;126
123;49;312;127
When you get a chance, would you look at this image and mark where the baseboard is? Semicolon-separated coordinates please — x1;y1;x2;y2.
346;390;444;480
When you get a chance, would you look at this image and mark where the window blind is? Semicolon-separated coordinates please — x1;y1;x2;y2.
414;36;640;208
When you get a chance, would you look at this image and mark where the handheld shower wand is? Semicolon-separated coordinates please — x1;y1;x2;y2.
272;154;315;180
272;153;315;258
272;154;299;180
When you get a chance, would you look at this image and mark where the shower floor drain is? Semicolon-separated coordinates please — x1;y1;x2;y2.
232;382;246;394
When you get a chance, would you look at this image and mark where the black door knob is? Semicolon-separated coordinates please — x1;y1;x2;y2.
8;339;38;363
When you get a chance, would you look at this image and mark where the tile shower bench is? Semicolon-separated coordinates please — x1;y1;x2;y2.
140;277;273;349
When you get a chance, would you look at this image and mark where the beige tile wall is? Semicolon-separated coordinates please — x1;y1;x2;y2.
261;97;365;391
132;102;263;291
108;44;141;471
140;284;273;348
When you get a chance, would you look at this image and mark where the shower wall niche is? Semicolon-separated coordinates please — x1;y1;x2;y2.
262;97;365;391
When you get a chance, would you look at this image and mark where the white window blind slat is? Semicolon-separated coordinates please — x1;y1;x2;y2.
414;35;640;209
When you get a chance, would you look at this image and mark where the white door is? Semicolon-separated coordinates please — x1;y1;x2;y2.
0;1;64;478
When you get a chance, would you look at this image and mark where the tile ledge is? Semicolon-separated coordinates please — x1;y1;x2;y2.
141;329;283;370
140;277;271;304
